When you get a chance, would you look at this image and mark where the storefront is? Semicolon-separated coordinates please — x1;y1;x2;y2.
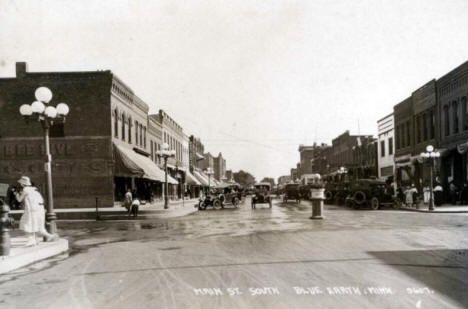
113;143;178;203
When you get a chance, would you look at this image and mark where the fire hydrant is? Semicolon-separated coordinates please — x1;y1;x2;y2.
0;200;15;256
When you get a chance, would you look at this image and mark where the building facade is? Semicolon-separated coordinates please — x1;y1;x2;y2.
377;113;395;180
437;61;468;191
298;145;314;176
213;152;226;181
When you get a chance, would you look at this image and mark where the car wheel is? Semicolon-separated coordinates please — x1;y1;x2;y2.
353;191;367;205
370;197;379;210
233;197;239;207
213;200;222;210
198;201;206;210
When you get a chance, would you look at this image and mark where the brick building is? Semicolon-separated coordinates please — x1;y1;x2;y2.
0;62;175;208
437;61;468;190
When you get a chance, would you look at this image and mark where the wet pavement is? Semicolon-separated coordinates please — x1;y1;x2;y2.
1;197;467;309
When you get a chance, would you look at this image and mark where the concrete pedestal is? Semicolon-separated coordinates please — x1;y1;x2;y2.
310;199;324;219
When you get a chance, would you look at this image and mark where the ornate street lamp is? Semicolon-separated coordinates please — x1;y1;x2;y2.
420;145;440;211
156;143;175;209
19;87;69;234
205;167;214;189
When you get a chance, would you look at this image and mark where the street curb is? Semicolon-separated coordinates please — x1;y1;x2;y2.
0;238;69;274
399;207;468;213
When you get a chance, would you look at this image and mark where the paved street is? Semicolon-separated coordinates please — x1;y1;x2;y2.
1;197;467;309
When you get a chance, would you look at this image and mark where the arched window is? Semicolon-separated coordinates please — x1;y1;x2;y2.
121;112;126;141
113;109;118;138
128;116;132;143
453;100;459;134
139;124;143;146
135;120;139;146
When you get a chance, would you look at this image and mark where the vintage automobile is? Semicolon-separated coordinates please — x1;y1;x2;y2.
283;183;301;203
198;191;223;210
345;179;401;210
251;182;272;209
218;184;242;208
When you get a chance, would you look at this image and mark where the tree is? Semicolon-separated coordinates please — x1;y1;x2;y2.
260;177;275;187
233;170;256;187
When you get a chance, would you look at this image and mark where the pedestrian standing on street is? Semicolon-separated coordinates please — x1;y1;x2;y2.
404;184;418;208
14;176;57;246
129;193;140;218
124;188;132;213
434;181;443;206
423;184;430;204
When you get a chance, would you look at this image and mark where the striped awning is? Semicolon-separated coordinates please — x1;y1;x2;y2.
193;170;210;186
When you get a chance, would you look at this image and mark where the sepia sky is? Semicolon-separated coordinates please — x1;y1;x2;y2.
1;0;468;180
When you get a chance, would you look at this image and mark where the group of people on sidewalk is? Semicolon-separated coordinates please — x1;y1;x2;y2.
6;176;58;246
397;179;468;208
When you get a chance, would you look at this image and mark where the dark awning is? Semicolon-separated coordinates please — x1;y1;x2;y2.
114;144;178;184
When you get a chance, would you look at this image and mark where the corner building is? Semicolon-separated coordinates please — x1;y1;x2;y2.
0;62;173;208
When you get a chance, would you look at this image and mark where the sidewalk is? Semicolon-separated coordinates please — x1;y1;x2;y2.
400;203;468;213
9;198;200;220
0;236;69;274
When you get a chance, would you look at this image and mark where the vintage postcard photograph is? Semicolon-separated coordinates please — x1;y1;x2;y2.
0;1;467;308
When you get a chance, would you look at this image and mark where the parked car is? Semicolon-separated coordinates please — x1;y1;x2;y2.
251;182;272;209
345;179;401;210
283;183;301;203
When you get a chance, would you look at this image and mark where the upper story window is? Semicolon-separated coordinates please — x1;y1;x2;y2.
416;115;421;144
380;140;385;157
430;110;435;139
453;100;459;134
121;112;126;141
462;97;468;131
114;109;119;138
139;124;143;146
444;105;450;136
388;137;393;155
135;120;139;145
128;116;132;144
143;127;147;148
423;113;428;141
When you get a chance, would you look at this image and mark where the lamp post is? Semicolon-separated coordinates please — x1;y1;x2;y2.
19;87;69;234
420;145;440;211
205;167;214;189
156;143;176;209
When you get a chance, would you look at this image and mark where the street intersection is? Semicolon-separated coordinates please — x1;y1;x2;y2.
1;197;467;309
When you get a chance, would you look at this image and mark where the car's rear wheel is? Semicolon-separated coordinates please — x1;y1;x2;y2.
353;191;367;205
232;197;239;207
198;201;206;210
370;197;379;210
213;200;222;210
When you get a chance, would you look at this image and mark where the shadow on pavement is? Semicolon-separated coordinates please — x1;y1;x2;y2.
368;249;468;307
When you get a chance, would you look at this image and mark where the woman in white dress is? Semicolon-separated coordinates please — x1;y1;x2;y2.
14;176;57;246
